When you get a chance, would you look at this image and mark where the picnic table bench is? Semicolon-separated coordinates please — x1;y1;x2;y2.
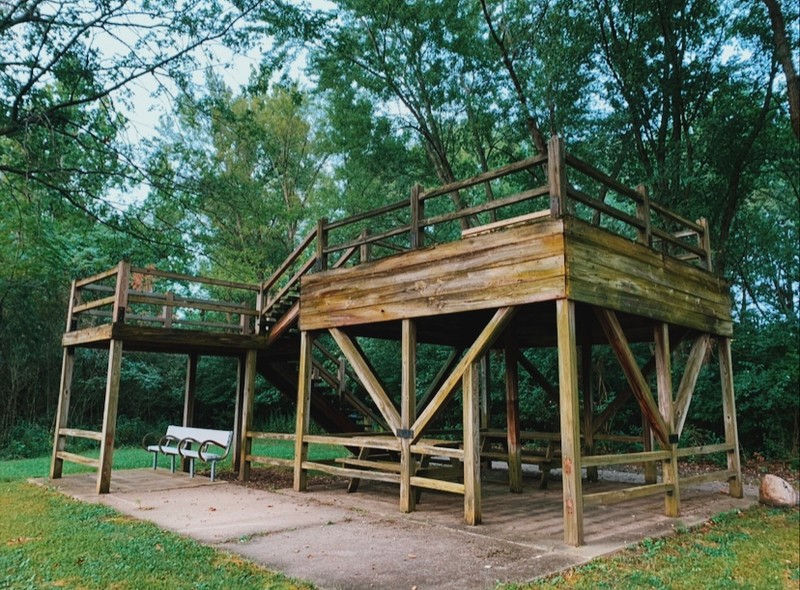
143;425;233;482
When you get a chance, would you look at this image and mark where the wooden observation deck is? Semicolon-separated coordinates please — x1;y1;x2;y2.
51;137;742;547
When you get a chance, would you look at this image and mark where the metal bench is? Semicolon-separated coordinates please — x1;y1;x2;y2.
143;425;232;482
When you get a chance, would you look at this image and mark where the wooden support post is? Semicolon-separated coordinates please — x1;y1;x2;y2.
113;261;130;323
238;350;257;482
480;354;490;431
232;354;246;472
97;339;123;494
719;337;743;498
316;218;328;272
548;136;567;217
463;361;482;525
182;353;198;473
400;319;417;513
636;184;652;246
556;299;583;546
410;184;425;248
359;228;372;263
698;217;713;271
294;331;314;491
50;348;75;479
163;292;174;328
655;323;680;516
504;344;523;493
642;418;657;484
580;319;597;482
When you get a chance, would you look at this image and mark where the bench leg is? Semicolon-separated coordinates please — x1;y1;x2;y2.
170;455;176;473
152;452;158;470
210;461;216;482
189;458;195;478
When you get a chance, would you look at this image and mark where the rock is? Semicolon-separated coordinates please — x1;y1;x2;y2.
759;474;800;507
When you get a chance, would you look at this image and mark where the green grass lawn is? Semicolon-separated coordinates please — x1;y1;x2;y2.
1;448;798;590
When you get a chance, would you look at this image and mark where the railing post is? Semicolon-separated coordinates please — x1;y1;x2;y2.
113;261;130;324
547;136;567;217
698;217;713;271
66;279;78;332
636;184;652;246
163;292;174;329
410;184;424;248
360;228;372;263
316;218;328;271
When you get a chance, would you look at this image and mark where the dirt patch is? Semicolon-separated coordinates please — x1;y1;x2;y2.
218;466;346;491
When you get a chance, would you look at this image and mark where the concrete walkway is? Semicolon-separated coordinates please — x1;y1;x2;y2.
36;468;757;590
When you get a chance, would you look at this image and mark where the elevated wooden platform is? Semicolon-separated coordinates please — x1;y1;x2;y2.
52;137;743;549
300;216;731;342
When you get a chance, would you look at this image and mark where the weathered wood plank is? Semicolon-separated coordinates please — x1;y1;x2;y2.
238;350;256;482
680;469;737;487
56;451;101;469
410;476;465;495
719;337;743;498
463;362;481;525
675;335;711;438
248;455;295;468
674;443;734;458
580;450;672;468
504;345;523;493
50;348;75;479
556;299;583;546
294;332;313;492
58;428;103;442
400;319;417;513
302;461;401;484
655;323;680;516
301;221;566;330
329;328;402;433
97;339;122;494
583;483;671;507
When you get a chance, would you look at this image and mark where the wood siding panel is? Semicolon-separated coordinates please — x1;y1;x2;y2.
301;221;567;330
564;219;732;336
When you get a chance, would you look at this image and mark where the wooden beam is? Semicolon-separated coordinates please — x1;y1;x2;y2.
719;337;743;498
516;351;560;406
505;344;523;493
329;328;401;433
548;136;567;217
232;354;246;472
580;315;597;482
97;339;123;494
655;323;680;517
593;307;670;448
182;353;198;473
411;307;517;443
238;350;256;482
294;332;313;491
675;334;711;438
557;299;583;546
400;319;417;513
463;362;482;525
50;347;75;479
112;261;130;323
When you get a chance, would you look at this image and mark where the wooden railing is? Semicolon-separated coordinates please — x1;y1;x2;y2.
68;262;260;335
257;136;714;330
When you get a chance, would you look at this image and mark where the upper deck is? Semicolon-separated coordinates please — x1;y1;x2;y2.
63;136;731;353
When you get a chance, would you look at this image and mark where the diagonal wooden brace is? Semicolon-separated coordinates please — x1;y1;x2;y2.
593;307;670;448
411;307;517;443
329;328;402;433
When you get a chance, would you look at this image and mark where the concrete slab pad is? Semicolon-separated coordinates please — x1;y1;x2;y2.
35;468;758;590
